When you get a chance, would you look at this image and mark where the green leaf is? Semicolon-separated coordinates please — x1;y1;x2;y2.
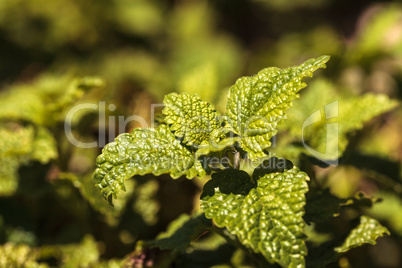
0;124;33;196
314;94;398;160
348;3;402;62
30;127;58;164
146;213;210;253
0;88;44;125
335;216;390;253
0;124;58;196
0;243;48;268
162;92;222;146
201;168;309;267
60;173;134;226
283;79;399;160
304;188;345;224
0;157;20;196
133;179;160;225
178;62;219;105
368;192;402;235
226;55;329;160
40;235;100;268
0;74;104;127
57;235;100;268
93;124;206;203
252;157;294;181
200;170;256;199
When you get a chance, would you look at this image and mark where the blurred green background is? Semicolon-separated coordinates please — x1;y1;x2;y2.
0;0;401;267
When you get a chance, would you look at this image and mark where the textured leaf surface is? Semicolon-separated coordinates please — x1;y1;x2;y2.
201;168;309;267
335;216;390;253
163;92;222;146
93;125;205;203
283;79;399;160
226;55;329;160
147;213;210;253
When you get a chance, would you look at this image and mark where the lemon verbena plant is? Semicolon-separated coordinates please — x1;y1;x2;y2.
93;56;392;267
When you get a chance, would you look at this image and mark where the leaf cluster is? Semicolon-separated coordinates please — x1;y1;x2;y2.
93;56;395;267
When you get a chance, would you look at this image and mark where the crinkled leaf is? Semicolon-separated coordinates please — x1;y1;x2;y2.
146;213;210;253
226;55;329;160
201;168;309;267
162;92;222;146
283;79;399;160
93;125;205;204
335;216;390;253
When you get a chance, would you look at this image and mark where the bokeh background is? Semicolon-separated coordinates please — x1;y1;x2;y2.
0;0;401;267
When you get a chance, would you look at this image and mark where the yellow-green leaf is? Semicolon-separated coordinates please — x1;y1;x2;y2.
201;168;309;267
335;216;390;253
163;92;222;146
93;125;206;204
226;56;329;160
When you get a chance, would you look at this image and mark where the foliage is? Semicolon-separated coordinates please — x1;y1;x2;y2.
93;56;396;267
335;216;390;253
1;0;402;267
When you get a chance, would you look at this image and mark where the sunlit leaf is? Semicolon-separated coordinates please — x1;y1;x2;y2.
93;125;205;204
201;168;309;267
163;92;222;146
226;56;329;160
335;216;390;253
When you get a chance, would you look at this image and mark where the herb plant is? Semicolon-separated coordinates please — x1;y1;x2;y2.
94;56;395;267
